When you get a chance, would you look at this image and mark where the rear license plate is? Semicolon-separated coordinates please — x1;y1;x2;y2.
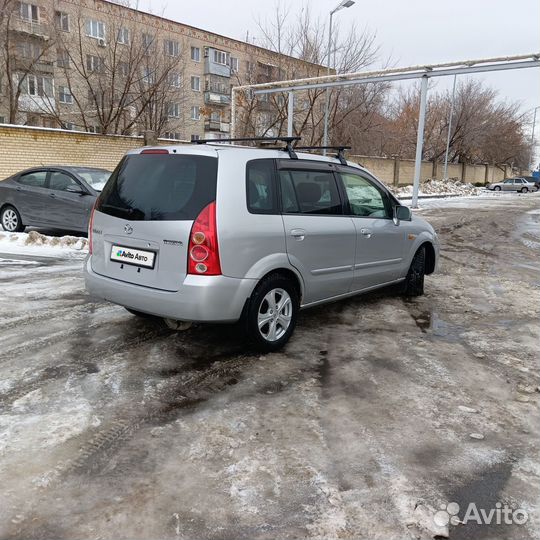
110;245;156;269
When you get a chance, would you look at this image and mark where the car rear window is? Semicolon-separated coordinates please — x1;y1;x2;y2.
96;154;217;221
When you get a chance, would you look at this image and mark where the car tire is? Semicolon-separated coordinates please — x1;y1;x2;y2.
494;186;501;191
1;205;24;232
401;246;425;297
521;187;528;193
246;273;299;352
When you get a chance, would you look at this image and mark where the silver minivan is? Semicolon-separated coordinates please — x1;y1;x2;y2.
84;141;439;351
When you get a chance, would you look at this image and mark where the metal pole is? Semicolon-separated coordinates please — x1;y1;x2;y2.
530;106;539;171
287;91;294;137
322;11;334;155
443;74;457;179
230;87;236;138
412;75;429;209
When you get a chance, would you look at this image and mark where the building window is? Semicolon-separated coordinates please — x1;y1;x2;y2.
19;2;39;22
87;125;102;134
191;134;200;141
191;106;200;120
142;33;154;51
21;74;53;97
190;46;200;62
55;11;69;32
57;49;70;68
210;111;221;121
85;19;105;40
142;67;155;84
230;56;239;73
190;76;200;91
86;54;104;73
63;122;74;130
164;39;179;57
58;85;73;104
213;49;227;65
168;72;180;88
163;131;180;140
117;27;130;44
167;103;180;118
17;42;42;60
118;62;129;77
0;116;5;124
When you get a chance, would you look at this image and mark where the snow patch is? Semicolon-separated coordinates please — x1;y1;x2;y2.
393;178;483;198
0;230;88;258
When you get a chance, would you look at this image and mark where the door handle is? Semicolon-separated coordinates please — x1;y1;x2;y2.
49;193;57;199
360;228;372;238
290;228;306;241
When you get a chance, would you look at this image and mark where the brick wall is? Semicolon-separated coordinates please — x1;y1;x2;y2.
352;155;517;186
0;124;156;179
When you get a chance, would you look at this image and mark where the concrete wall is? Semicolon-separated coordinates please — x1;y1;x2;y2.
0;124;159;179
351;154;516;186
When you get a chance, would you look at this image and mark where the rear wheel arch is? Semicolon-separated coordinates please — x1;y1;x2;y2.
256;267;303;303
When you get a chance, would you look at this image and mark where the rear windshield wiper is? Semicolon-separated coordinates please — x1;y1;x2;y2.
99;204;145;220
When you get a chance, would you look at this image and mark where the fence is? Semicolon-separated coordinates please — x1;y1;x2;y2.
0;124;521;185
350;155;518;186
0;124;181;179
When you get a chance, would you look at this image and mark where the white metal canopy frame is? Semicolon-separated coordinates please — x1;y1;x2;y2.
230;53;540;208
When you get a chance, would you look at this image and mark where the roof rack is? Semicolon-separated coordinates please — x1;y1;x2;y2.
294;146;352;166
192;136;301;160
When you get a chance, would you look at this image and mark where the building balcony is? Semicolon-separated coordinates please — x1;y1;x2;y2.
11;17;50;40
204;120;230;133
204;91;231;106
204;59;230;78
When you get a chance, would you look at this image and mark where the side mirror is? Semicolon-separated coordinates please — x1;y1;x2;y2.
393;205;411;224
66;185;87;195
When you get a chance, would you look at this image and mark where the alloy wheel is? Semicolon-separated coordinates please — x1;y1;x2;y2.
2;209;18;232
257;288;293;342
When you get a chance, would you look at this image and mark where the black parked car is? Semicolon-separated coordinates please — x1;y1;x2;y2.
0;166;111;233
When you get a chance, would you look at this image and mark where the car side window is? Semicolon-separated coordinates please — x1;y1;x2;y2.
279;169;342;215
504;179;513;184
339;171;391;218
246;159;277;214
17;171;47;188
49;171;80;192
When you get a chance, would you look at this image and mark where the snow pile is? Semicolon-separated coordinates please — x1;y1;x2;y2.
394;178;483;198
0;230;88;258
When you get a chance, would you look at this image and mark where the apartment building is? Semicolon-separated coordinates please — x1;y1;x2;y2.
0;0;325;140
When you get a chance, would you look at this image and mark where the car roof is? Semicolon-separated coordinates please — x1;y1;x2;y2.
127;143;367;172
15;165;111;174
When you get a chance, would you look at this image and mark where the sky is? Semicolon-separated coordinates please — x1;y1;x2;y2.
137;0;540;136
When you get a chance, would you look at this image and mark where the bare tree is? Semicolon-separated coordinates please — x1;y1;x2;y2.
232;1;387;144
0;0;57;123
385;79;530;168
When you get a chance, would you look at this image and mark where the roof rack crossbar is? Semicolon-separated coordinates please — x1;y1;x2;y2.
294;145;352;165
191;135;301;160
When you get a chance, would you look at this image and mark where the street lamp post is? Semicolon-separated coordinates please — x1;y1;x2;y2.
322;0;355;155
530;106;540;172
443;74;457;179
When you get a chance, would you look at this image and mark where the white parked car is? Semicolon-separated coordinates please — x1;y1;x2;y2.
487;177;538;192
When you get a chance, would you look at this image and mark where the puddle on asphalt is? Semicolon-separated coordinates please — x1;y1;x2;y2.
410;310;463;342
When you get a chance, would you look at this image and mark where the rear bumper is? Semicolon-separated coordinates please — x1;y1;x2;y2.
84;257;256;322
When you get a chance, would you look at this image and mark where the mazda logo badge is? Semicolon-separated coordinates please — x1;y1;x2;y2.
124;224;133;235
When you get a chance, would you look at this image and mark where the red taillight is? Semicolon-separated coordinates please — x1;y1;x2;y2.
88;204;96;255
141;149;169;154
188;202;221;275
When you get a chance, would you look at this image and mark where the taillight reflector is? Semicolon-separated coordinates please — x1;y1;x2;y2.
187;202;221;275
